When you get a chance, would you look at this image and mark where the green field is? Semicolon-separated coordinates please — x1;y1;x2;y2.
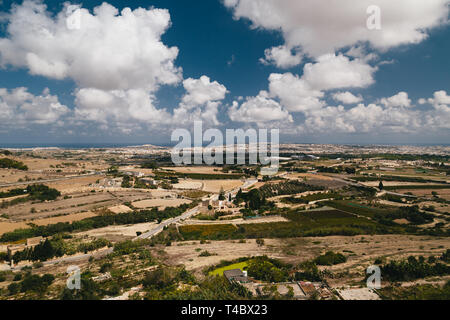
325;200;397;218
179;208;386;240
209;261;249;276
179;224;237;240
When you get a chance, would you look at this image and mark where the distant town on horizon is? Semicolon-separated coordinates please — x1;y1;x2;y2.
0;0;448;306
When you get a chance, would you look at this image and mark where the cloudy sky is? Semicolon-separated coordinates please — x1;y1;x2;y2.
0;0;449;145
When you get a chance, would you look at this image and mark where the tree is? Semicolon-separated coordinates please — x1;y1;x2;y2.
141;161;158;169
107;166;118;174
378;181;384;190
218;187;225;201
121;175;132;188
143;266;174;289
8;282;20;295
314;251;347;266
31;239;55;261
345;167;356;174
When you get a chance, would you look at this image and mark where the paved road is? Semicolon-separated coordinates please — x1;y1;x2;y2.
0;172;103;188
135;206;201;240
380;190;417;198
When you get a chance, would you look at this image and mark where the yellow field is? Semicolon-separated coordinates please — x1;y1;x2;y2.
132;198;191;209
209;261;249;276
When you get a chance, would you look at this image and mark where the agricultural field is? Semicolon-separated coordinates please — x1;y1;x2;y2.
209;261;249;276
201;179;244;193
162;166;227;175
132;199;192;209
0;145;449;301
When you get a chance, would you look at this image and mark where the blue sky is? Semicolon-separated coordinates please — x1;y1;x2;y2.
0;0;449;145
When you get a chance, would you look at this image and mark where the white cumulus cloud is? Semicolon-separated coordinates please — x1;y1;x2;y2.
0;1;182;91
181;76;227;107
380;92;412;108
260;45;303;69
173;76;228;126
302;54;377;90
0;87;69;126
420;90;450;107
268;73;325;113
228;92;292;124
332;92;363;105
224;0;449;58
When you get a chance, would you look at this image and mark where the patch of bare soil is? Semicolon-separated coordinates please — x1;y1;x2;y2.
108;205;132;214
201;180;244;193
402;189;450;201
2;192;118;221
0;211;98;236
173;180;203;190
132;198;191;209
158;235;450;283
159;239;281;273
162;166;225;174
75;221;158;241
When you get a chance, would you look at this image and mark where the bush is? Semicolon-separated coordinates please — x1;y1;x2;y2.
295;261;322;282
143;266;175;290
8;282;20;295
381;255;450;282
314;251;347;266
100;262;113;273
247;256;289;283
60;276;102;300
20;274;54;293
0;252;7;262
199;250;214;257
0;158;28;170
13;273;22;281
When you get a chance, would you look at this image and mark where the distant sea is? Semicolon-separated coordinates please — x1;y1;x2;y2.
0;143;163;149
0;142;448;149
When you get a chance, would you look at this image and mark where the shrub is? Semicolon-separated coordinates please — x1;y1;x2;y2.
247;256;289;283
199;250;214;257
0;158;28;170
314;251;347;266
142;266;175;290
8;282;20;295
381;255;450;282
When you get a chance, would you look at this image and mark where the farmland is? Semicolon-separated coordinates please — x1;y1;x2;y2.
0;144;448;301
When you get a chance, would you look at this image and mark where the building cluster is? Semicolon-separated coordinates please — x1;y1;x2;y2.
223;268;334;300
202;193;235;211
